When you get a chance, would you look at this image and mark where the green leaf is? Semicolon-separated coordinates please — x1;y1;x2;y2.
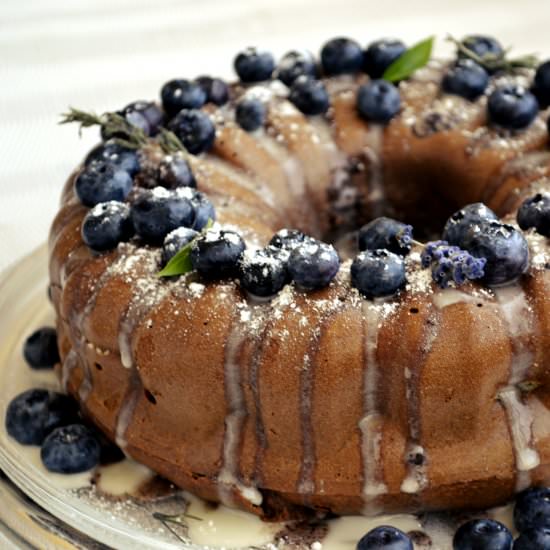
156;219;214;278
382;36;435;82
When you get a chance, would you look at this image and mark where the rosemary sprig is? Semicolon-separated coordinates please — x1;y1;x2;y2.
446;35;539;73
158;128;188;155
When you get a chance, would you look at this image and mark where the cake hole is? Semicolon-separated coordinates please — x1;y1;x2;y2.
94;362;103;371
477;303;483;307
409;307;419;314
144;389;157;405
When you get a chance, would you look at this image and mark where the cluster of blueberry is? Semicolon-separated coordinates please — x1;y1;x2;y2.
356;490;550;550
5;328;104;474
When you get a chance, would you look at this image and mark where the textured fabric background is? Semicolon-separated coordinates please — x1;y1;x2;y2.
1;0;548;272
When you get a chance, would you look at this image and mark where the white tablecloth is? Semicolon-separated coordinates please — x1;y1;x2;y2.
1;0;548;272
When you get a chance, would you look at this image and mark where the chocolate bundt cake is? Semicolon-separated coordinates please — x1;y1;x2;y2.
50;35;550;520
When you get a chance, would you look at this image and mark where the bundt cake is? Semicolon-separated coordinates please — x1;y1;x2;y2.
48;34;550;521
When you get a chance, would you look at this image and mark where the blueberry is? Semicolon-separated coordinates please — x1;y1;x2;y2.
533;61;550;108
357;80;401;123
442;203;498;247
157;154;196;189
234;48;275;83
161;79;207;117
517;193;550;236
5;389;79;445
81;201;134;252
321;37;363;76
289;76;330;116
236;98;266;132
239;247;288;297
84;140;140;176
269;228;308;251
487;86;539;130
167;109;216;155
453;519;512;550
23;327;59;369
363;39;407;79
75;160;134;207
131;187;195;244
514;527;550;549
442;59;489;101
195;76;230;106
41;424;101;474
162;227;198;265
460;35;504;63
462;221;529;286
121;101;164;136
358;217;413;256
357;525;413;549
177;187;216;230
276;50;318;86
514;486;550;532
351;249;406;298
191;229;246;280
287;240;340;290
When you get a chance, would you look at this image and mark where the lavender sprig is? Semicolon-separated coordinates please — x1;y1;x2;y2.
421;240;486;288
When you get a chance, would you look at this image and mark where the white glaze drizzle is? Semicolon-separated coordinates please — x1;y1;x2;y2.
359;299;388;512
218;304;263;508
495;285;539;490
362;125;385;219
60;348;78;393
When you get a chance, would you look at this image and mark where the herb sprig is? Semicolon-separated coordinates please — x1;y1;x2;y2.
446;35;538;73
382;36;435;82
157;218;214;278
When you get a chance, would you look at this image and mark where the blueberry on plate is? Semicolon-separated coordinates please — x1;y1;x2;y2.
5;389;79;445
41;424;101;474
176;187;216;230
234;48;275;82
513;526;550;549
462;220;529;286
453;519;512;550
321;37;363;76
276;50;318;86
157;154;196;189
442;203;498;247
487;85;539;130
351;249;406;298
239;247;288;297
358;217;413;256
269;228;308;251
23;327;59;369
363;39;407;79
191;229;246;279
289;76;330;116
131;187;195;244
81;201;134;251
357;80;401;123
459;35;504;63
517;193;550;236
514;486;550;532
167;109;216;155
75;160;134;207
287;240;340;290
162;226;199;265
161;79;207;117
442;59;489;101
357;525;413;549
533;61;550;108
195;76;230;106
235;98;266;132
120;101;164;136
84;140;140;176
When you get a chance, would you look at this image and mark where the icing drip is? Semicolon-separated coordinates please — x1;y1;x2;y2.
363;125;385;219
218;305;263;508
495;285;539;490
115;371;141;449
359;300;388;512
400;309;439;494
60;348;78;393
